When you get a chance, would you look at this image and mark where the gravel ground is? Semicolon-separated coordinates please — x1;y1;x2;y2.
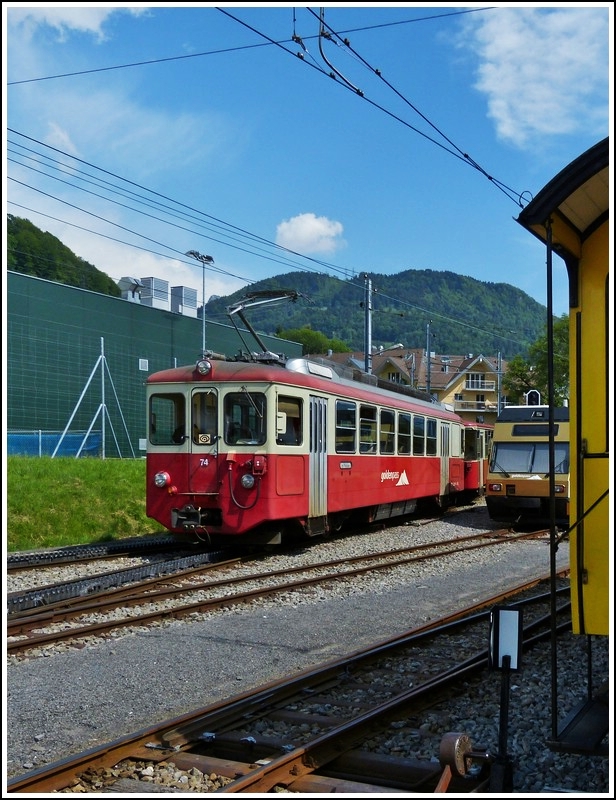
4;504;611;795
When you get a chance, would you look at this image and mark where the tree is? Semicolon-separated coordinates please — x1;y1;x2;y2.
502;315;569;406
277;326;352;355
501;354;537;404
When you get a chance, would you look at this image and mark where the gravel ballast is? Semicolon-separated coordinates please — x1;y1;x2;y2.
5;505;610;794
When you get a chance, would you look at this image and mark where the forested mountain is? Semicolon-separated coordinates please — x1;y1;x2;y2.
7;215;121;296
204;270;547;359
7;214;547;358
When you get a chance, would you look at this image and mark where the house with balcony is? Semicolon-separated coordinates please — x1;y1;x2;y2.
427;354;506;424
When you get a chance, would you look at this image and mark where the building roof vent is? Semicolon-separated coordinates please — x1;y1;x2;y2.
117;277;144;302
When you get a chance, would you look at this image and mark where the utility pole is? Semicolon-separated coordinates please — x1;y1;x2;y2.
363;274;372;374
426;320;433;397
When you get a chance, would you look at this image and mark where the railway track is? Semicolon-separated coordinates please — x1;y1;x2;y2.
6;579;570;794
6;534;186;570
7;528;549;657
6;547;239;614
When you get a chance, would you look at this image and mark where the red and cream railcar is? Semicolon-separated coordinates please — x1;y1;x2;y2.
462;419;493;496
146;355;478;544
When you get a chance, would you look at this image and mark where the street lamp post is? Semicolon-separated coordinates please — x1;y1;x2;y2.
185;250;214;357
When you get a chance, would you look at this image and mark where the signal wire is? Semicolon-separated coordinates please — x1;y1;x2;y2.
309;7;523;206
219;7;527;208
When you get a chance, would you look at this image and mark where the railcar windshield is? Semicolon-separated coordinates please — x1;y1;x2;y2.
490;442;569;474
149;393;186;445
224;390;266;445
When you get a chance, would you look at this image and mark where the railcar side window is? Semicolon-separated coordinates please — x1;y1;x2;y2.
192;390;218;445
335;400;356;453
276;395;302;445
359;404;377;453
440;423;449;457
426;418;438;456
380;409;395;454
224;391;266;445
149;393;186;445
397;412;411;454
413;415;425;456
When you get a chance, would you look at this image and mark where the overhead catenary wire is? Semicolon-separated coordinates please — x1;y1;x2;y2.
6;7;491;86
309;7;524;206
6;7;533;249
7;6;543;210
218;6;527;207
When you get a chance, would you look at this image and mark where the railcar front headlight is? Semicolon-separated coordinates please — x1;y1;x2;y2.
154;471;171;488
241;473;256;489
196;359;212;375
554;484;566;494
488;483;502;492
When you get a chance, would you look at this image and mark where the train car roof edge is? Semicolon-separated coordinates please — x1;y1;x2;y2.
516;137;609;233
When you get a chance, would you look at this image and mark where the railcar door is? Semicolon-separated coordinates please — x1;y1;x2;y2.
478;430;489;489
308;396;327;534
187;388;220;495
440;422;451;496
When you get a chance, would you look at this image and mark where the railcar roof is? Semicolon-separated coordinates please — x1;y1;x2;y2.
516;137;608;255
147;358;461;420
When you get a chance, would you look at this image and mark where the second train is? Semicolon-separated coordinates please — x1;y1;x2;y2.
485;403;569;527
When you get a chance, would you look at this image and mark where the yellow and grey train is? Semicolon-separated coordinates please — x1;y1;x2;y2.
516;136;609;756
485;403;569;527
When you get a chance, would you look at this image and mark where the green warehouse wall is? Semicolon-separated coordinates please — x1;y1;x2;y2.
7;272;303;457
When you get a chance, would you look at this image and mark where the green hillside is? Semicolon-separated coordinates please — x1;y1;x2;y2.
204;270;547;359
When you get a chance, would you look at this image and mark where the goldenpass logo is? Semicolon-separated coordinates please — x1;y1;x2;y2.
381;470;400;482
381;469;410;486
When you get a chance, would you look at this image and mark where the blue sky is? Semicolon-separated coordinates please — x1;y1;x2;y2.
4;3;611;324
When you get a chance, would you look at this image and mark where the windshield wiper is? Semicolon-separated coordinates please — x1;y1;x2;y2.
491;461;511;478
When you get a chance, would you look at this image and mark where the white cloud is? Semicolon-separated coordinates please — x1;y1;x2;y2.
276;213;345;255
461;7;609;147
7;5;149;43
